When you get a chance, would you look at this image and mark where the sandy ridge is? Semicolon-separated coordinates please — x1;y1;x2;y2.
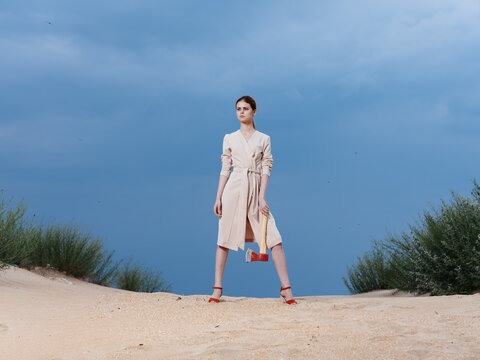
1;266;479;359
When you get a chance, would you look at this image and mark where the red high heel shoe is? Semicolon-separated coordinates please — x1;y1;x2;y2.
280;286;297;304
208;286;223;303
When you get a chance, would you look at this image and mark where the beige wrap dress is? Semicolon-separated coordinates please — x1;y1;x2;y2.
217;129;283;251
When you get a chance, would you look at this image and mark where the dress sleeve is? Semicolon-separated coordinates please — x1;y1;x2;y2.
261;136;273;176
220;134;232;178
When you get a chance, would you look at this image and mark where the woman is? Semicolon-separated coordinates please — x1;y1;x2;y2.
210;95;297;305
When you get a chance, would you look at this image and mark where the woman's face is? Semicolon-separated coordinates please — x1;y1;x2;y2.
236;100;256;124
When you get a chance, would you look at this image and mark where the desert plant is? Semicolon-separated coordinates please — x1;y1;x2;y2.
342;241;393;294
0;191;172;292
115;257;172;293
0;191;34;270
344;180;480;295
28;222;120;285
412;194;479;294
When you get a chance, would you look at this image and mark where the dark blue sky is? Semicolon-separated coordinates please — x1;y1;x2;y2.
1;1;480;296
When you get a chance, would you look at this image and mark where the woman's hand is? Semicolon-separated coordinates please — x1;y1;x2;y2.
214;199;222;218
259;197;269;216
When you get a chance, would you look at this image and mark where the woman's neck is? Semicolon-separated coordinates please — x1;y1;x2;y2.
240;123;255;134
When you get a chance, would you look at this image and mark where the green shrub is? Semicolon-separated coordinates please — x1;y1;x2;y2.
394;192;480;295
28;222;119;286
0;191;35;270
379;231;419;292
344;180;480;295
0;191;172;293
115;257;172;293
342;241;393;294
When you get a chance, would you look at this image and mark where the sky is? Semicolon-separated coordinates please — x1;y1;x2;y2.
1;0;480;297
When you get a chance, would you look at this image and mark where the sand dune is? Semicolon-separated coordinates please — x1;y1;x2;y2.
1;265;479;359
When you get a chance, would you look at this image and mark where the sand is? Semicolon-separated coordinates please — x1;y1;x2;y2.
1;265;479;359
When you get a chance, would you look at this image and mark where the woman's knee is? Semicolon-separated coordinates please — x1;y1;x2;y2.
270;243;283;251
218;245;230;252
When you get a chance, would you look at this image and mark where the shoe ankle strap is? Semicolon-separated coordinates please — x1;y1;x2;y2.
212;286;223;290
281;286;291;290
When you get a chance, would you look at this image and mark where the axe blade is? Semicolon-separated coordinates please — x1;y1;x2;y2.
245;248;269;262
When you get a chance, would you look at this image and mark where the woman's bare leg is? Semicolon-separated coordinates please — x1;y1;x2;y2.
270;243;294;301
211;245;229;298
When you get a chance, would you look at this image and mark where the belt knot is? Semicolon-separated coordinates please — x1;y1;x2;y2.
234;167;261;174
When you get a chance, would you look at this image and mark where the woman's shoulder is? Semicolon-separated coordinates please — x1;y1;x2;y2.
223;129;239;138
255;130;270;140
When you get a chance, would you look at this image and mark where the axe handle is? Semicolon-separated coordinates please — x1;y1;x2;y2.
260;213;268;254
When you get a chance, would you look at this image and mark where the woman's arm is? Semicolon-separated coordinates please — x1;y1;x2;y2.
259;136;273;215
214;135;232;217
214;175;228;217
216;175;229;201
259;174;269;200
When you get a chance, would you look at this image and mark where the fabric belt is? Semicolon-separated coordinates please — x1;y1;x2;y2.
233;167;261;174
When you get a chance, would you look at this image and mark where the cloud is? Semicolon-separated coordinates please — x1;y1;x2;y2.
2;1;479;96
1;0;480;159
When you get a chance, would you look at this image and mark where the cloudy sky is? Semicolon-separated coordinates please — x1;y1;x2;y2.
1;0;480;296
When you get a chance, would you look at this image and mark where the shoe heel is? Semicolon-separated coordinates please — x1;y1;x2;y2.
280;286;297;305
209;286;223;303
